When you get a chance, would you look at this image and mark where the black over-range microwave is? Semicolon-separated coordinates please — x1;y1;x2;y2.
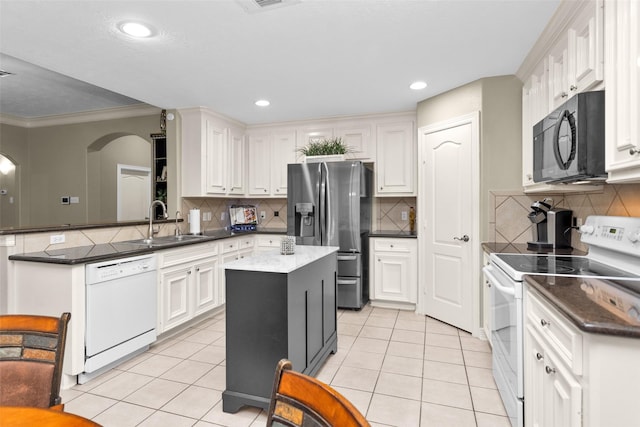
533;90;605;183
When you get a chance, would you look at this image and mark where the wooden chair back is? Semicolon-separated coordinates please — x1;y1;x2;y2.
0;312;71;408
266;359;370;427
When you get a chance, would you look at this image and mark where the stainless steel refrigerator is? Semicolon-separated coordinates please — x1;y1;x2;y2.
287;161;372;309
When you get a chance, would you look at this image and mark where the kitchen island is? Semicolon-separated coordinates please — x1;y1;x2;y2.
222;245;338;413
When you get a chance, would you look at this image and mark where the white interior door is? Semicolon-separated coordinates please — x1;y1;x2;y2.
418;113;479;333
117;164;151;221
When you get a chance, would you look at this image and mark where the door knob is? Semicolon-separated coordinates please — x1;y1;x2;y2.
454;235;470;242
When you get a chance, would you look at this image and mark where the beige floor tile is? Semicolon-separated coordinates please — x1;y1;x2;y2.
360;325;393;340
148;337;181;354
397;310;426;322
375;371;422;400
72;368;122;392
460;335;492;353
137;410;197;427
88;371;153;400
315;361;340;384
381;354;424;377
386;340;425;359
467;366;497;389
92;401;154;427
116;351;154;371
423;360;468;385
394;318;427;332
194;365;226;390
425;344;464;365
475;411;513;427
181;329;224;345
201;400;262;426
127;354;183;377
338;322;364;336
339;311;369;325
331;365;379;392
337;334;356;351
124;378;189;409
63;393;118;419
158;339;207;359
343;349;385;371
189;344;226;364
365;315;397;328
425;332;461;349
351;336;389;354
332;386;372;417
471;386;508;416
60;387;84;404
161;385;221;419
369;307;399;319
422;378;473;410
464;349;493;369
160;359;215;384
426;319;460;336
421;402;477;427
366;393;421;426
391;328;425;345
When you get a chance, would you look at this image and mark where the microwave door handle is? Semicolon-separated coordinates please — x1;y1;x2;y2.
482;266;516;297
553;109;577;170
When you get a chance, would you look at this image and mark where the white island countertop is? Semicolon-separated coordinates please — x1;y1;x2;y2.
223;245;339;274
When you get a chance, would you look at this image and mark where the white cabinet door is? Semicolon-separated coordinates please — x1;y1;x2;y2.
205;120;228;195
335;124;374;161
297;127;333;152
247;134;272;196
228;128;245;195
570;0;604;92
159;265;191;332
548;35;570;110
271;131;296;196
605;0;640;183
193;257;219;317
370;238;417;307
376;122;415;195
525;325;548;427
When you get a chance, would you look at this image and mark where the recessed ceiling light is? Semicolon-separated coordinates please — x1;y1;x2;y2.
255;99;270;107
119;21;154;38
410;81;428;90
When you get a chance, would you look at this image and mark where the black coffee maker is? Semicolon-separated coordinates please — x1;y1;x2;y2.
527;198;573;250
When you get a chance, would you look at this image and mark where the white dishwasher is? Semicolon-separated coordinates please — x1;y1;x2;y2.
81;254;157;383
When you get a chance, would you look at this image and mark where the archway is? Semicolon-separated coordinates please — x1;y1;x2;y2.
0;153;19;228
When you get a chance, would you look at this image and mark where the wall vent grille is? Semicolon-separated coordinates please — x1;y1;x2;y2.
255;0;282;7
0;70;14;77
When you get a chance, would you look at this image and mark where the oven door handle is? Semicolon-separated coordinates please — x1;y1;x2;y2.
483;266;516;297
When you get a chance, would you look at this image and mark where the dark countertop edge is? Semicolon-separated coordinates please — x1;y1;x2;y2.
524;275;640;339
481;242;586;256
369;231;417;238
0;218;184;236
8;228;286;265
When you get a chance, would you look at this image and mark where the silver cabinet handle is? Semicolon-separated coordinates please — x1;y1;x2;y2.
545;366;556;375
630;147;639;155
540;318;550;327
569;85;577;91
536;352;543;361
454;235;469;242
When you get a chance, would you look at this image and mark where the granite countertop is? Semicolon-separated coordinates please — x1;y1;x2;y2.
369;230;417;238
224;246;339;274
481;242;586;256
525;275;640;338
8;228;286;265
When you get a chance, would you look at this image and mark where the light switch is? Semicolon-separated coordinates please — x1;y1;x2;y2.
70;196;80;204
401;211;408;221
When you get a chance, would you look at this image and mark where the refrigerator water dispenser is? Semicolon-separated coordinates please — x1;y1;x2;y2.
295;203;315;237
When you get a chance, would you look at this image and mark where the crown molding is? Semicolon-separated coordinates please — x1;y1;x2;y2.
0;104;162;128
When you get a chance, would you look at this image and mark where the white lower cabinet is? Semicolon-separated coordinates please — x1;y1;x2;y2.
524;286;640;426
369;237;417;309
157;242;219;333
218;236;255;304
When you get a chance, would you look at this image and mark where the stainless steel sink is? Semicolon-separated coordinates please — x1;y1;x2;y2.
121;234;208;247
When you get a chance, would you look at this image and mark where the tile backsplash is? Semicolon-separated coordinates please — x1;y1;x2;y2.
489;184;640;252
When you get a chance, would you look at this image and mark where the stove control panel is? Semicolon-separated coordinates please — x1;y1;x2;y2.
581;216;640;253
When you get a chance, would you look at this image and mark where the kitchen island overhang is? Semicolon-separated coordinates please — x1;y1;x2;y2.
222;245;339;413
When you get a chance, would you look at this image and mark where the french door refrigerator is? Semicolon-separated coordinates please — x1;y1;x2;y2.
287;161;372;309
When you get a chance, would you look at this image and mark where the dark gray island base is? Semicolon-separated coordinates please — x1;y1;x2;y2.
222;246;338;413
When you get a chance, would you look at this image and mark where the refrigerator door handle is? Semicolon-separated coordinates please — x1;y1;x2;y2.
319;162;329;246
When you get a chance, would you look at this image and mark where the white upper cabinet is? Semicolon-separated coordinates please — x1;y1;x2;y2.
548;34;571;109
376;120;415;195
604;0;640;183
297;126;334;153
335;122;375;161
181;107;246;197
247;129;296;197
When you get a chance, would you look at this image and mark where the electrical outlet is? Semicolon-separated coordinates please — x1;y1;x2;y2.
401;211;408;221
274;211;279;217
50;234;65;244
260;211;266;219
221;212;226;221
576;217;583;227
203;212;212;221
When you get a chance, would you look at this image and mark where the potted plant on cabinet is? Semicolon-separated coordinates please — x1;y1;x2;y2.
298;137;350;163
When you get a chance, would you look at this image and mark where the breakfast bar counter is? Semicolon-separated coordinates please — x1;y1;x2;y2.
222;245;338;413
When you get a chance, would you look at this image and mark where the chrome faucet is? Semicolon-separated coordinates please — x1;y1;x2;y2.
148;200;168;241
175;211;182;236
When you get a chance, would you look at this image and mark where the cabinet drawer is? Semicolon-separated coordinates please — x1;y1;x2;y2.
372;238;413;252
238;237;255;250
220;239;241;253
158;242;218;268
526;288;583;375
255;235;283;248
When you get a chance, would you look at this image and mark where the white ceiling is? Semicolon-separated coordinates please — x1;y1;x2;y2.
0;0;559;125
